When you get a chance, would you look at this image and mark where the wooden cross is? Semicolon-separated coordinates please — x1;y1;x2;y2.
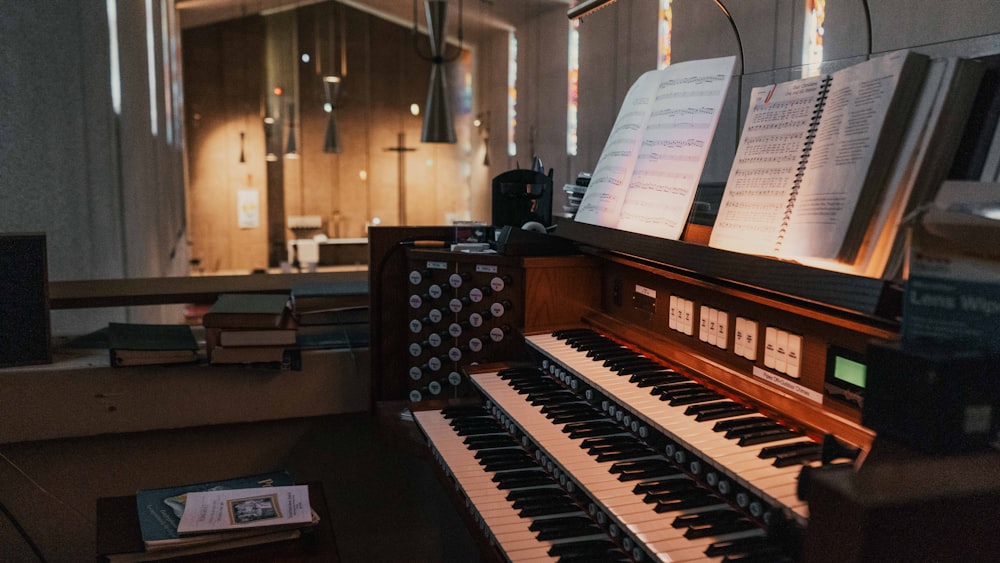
383;132;418;225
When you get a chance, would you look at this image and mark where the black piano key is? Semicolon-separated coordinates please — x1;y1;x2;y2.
722;420;784;437
671;508;742;529
562;418;617;431
721;548;794;563
705;535;774;557
528;515;594;532
580;435;640;448
518;500;582;517
474;449;528;461
609;359;662;374
655;382;706;397
694;407;755;422
505;486;565;502
583;342;626;354
608;458;675;473
642;484;708;502
683;517;758;539
586;441;648;455
463;435;517;449
542;403;593;417
551;411;608;424
572;339;613;352
440;405;490;418
771;448;823;467
653;493;723;513
602;354;645;368
535;523;603;541
546;538;620;558
552;328;596;340
613;462;681;482
535;394;584;408
511;494;572;510
492;470;555;489
737;428;803;446
631;476;692;494
712;416;772;431
684;400;752;417
473;448;530;460
481;459;539;472
590;348;633;361
594;448;656;462
759;441;821;459
454;424;506;436
668;391;725;406
631;371;687;386
498;367;545;379
568;425;624;439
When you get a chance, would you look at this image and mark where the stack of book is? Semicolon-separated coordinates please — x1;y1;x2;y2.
290;281;370;350
203;293;299;367
99;471;320;562
107;322;199;367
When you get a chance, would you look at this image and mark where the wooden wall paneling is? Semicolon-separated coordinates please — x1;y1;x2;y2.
297;3;335;240
337;6;374;238
399;23;435;227
184;17;267;273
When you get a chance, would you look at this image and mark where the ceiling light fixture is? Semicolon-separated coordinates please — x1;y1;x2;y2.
413;0;462;143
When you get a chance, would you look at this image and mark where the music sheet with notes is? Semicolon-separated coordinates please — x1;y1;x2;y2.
574;56;736;240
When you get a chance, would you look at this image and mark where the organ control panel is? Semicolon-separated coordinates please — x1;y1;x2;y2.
404;250;523;402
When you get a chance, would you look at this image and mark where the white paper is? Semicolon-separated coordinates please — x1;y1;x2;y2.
575;56;735;239
176;485;313;534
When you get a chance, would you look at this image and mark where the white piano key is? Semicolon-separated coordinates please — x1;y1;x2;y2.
471;371;783;562
527;332;817;527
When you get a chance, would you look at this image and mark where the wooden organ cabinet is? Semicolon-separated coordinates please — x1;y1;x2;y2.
369;225;1000;562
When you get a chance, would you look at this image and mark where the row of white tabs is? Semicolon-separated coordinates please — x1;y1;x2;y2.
667;294;801;378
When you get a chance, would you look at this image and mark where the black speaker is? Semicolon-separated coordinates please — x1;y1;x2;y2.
0;234;51;367
491;169;553;229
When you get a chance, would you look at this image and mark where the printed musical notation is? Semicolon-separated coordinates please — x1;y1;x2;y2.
575;56;736;241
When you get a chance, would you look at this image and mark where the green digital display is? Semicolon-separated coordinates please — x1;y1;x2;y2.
834;356;867;389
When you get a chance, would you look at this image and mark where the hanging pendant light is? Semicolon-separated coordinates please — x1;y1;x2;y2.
414;0;462;144
323;76;342;153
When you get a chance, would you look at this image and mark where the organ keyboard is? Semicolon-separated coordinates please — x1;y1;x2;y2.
372;225;904;561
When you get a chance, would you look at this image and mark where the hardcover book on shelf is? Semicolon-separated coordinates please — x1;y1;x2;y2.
107;322;199;367
573;56;736;240
709;50;984;278
202;293;291;329
290;280;369;317
208;345;301;368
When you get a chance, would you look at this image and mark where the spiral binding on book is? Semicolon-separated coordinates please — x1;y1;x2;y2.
773;75;833;253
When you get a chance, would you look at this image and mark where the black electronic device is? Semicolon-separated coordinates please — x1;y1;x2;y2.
0;233;51;367
494;225;576;256
864;339;1000;453
491;168;553;229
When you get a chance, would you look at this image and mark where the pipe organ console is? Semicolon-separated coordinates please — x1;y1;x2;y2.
369;224;996;562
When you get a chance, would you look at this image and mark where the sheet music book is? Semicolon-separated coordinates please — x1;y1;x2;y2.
573;56;736;240
710;50;933;268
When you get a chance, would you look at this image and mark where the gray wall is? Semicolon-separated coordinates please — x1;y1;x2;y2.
1;0;188;333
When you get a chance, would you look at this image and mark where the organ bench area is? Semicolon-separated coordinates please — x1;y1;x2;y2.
368;225;1000;563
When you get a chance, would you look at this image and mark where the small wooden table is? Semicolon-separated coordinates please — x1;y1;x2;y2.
96;482;339;562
